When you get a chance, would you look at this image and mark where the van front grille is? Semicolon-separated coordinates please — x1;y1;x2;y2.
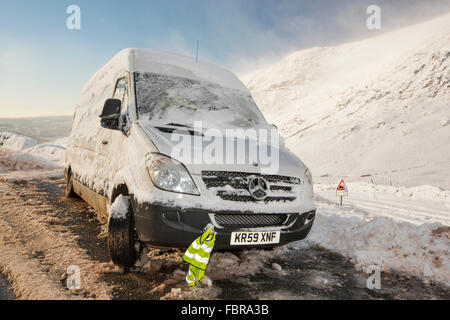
202;171;300;203
214;214;288;228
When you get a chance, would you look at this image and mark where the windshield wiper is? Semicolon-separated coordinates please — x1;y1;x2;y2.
165;123;192;128
156;125;204;137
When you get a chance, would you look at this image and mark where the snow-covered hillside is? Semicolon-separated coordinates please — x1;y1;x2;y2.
244;13;450;189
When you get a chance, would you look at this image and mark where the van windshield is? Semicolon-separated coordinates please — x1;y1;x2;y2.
135;72;266;129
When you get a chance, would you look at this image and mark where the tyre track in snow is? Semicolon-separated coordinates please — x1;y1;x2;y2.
0;178;112;299
0;176;200;300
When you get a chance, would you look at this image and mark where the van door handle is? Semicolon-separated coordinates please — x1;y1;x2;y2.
102;140;108;145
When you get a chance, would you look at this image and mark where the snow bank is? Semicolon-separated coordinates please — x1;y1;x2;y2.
24;138;67;167
301;209;450;285
0;132;66;181
0;132;37;151
302;181;450;285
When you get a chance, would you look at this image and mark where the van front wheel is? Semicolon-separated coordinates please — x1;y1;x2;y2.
107;195;140;267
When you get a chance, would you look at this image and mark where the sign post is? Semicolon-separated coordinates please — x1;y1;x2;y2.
336;180;348;206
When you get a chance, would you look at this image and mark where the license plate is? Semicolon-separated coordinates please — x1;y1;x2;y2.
230;231;280;245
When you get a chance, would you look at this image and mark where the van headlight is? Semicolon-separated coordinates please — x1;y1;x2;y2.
147;154;199;195
305;168;313;185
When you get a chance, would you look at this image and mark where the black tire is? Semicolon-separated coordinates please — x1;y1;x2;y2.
65;172;77;198
107;196;139;267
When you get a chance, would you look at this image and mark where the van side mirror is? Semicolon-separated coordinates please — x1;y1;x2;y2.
100;99;121;130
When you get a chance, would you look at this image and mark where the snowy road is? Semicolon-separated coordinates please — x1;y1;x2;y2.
0;176;448;300
315;183;450;226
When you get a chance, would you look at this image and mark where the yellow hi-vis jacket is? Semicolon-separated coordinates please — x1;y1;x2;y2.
183;227;215;286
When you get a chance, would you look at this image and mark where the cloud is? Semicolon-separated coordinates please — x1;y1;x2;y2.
201;0;450;77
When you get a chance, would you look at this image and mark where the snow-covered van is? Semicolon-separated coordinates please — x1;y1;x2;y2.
65;49;316;267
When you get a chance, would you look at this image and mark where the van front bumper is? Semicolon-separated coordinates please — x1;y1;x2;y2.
131;196;315;250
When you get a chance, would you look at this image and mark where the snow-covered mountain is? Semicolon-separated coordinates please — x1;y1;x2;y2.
244;13;450;189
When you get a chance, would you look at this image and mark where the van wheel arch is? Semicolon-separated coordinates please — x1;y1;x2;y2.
111;184;129;204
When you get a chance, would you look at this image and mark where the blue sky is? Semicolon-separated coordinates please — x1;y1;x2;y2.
0;0;449;117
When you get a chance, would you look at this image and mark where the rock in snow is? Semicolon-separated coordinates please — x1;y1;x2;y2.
271;263;283;272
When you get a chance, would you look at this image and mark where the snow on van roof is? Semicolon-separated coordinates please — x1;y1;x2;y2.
82;48;248;98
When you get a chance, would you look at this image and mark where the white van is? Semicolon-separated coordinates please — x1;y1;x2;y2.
65;49;315;267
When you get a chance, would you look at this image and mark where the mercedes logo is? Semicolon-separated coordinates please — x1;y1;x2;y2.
248;176;269;201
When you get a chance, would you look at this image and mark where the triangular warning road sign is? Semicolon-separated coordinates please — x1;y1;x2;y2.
337;180;347;191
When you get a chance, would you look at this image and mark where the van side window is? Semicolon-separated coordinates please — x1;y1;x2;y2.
113;78;129;113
